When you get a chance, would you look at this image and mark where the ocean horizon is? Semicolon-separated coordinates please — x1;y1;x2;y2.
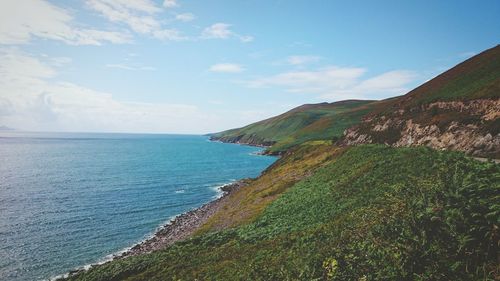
0;132;276;281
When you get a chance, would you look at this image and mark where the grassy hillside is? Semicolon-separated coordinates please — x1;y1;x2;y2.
210;100;375;153
399;45;499;106
343;45;500;158
63;46;499;281
65;145;499;281
214;46;499;156
368;45;500;117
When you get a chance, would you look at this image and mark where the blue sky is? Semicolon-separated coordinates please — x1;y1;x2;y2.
0;0;499;133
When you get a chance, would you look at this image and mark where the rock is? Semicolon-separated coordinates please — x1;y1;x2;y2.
342;99;500;158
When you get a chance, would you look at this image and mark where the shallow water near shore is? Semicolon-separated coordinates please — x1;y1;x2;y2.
0;132;276;281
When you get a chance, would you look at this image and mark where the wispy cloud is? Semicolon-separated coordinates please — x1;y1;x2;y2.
209;63;244;73
0;48;215;133
163;0;178;8
247;66;417;100
105;63;156;71
176;13;195;22
1;1;250;45
202;23;232;39
286;55;321;65
201;23;253;43
0;0;131;45
86;0;186;41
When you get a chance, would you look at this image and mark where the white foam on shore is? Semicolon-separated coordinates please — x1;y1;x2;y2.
210;180;236;199
47;213;181;281
49;181;237;281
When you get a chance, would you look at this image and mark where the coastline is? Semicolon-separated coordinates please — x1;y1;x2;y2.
118;137;275;258
116;180;247;258
59;180;248;280
209;136;282;156
56;139;274;280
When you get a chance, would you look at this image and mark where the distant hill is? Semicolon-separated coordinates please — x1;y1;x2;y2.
0;125;14;131
213;45;500;157
210;100;375;153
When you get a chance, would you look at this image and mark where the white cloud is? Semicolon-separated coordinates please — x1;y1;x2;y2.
209;63;244;73
152;29;186;41
201;23;253;42
176;13;195;22
202;23;232;39
249;66;365;89
86;0;159;33
247;66;417;100
287;55;321;65
105;63;156;71
163;0;178;8
238;35;254;43
114;0;162;13
351;70;415;94
0;48;216;133
86;0;186;41
48;57;73;67
0;0;131;45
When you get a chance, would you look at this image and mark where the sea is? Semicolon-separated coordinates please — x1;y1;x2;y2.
0;132;276;281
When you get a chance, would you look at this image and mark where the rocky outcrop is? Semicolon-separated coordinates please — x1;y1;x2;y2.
342;99;500;158
209;134;275;148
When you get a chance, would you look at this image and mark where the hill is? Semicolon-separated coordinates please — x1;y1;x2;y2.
214;45;500;157
63;46;499;281
63;144;499;280
210;100;375;154
343;45;500;158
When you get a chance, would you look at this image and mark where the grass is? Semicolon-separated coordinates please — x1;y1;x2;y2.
63;46;500;281
196;142;342;233
406;45;500;105
267;104;375;153
374;45;500;114
213;46;500;155
65;145;500;281
212;100;375;153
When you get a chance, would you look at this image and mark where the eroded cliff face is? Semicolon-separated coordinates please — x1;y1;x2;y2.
342;99;500;158
209;134;275;147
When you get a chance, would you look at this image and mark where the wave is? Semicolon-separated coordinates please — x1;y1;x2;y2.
49;181;237;281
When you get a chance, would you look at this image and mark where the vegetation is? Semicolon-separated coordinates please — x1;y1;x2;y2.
196;142;342;232
400;44;500;106
63;46;499;281
363;45;500;119
213;45;500;154
211;100;375;153
65;145;500;281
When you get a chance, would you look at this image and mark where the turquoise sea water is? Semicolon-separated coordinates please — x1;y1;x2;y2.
0;132;276;281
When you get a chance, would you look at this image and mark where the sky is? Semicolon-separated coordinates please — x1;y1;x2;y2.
0;0;499;134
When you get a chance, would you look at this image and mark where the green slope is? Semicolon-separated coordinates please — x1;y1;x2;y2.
210;100;375;153
401;44;500;105
65;145;499;281
63;46;500;281
213;45;500;154
371;44;500;116
343;45;500;158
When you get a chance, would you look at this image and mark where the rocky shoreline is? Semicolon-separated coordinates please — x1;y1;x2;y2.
117;180;247;258
209;137;284;156
61;180;247;279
